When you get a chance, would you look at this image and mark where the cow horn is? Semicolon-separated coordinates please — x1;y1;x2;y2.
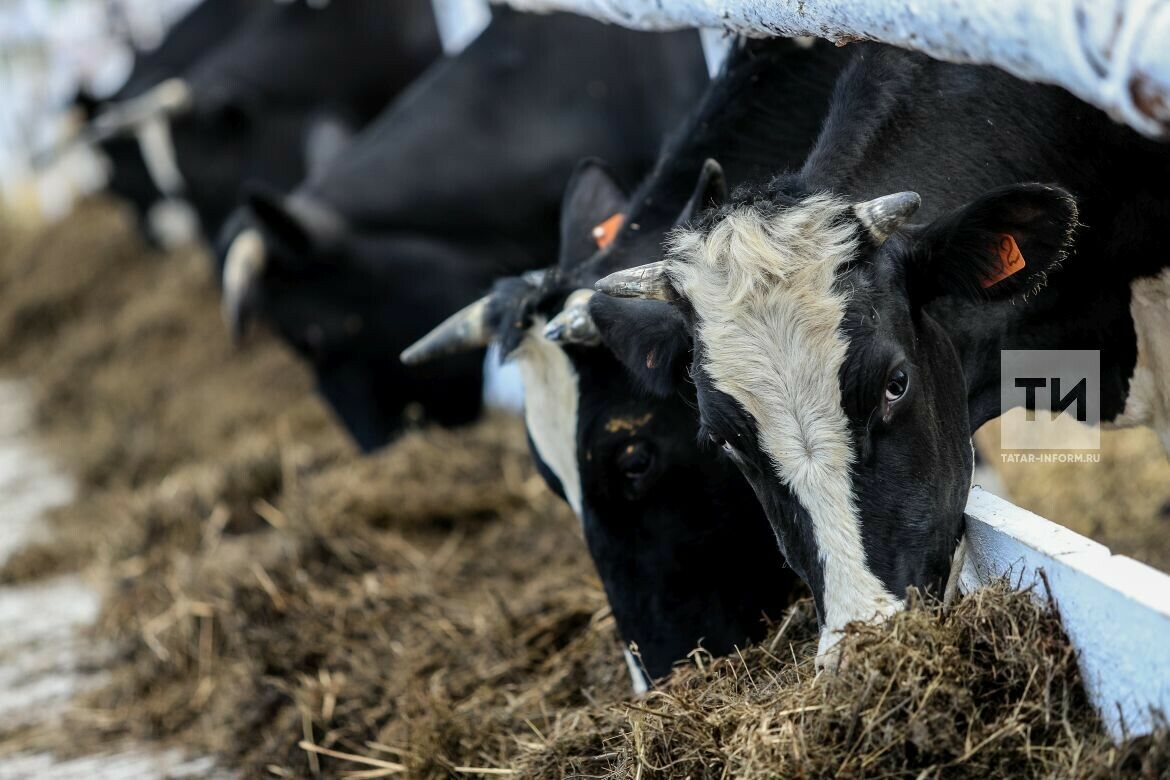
401;269;550;365
88;78;194;142
853;191;921;243
400;296;494;366
32;79;193;168
543;289;600;346
594;261;672;301
675;158;727;226
221;228;267;342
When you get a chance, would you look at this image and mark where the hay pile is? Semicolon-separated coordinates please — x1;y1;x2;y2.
518;587;1170;779
0;200;1166;778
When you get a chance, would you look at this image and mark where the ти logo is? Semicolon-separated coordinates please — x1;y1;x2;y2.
1000;350;1100;452
1013;376;1089;422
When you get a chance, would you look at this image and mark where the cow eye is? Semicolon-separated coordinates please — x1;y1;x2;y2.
885;368;909;403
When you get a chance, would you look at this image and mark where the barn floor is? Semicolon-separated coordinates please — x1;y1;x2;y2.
0;200;1166;777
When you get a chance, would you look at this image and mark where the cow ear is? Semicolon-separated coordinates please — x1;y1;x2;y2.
245;185;345;264
588;295;691;398
909;184;1078;305
558;158;629;268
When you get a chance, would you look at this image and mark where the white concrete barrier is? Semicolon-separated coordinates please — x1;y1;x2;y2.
962;487;1170;740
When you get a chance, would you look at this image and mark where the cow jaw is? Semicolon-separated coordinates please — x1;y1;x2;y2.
669;196;901;669
513;320;584;517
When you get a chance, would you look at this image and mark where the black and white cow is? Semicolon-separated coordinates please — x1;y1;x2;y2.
89;0;442;243
107;0;262;102
218;9;708;451
594;43;1170;668
79;0;261;243
402;37;850;681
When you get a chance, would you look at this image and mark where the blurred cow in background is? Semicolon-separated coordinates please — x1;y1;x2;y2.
67;0;261;243
84;0;442;244
217;8;708;451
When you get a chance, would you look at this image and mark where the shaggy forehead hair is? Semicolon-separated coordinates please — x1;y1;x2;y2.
666;194;899;649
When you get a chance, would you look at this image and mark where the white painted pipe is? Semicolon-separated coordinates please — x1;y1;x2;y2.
432;0;493;54
498;0;1170;139
698;27;732;78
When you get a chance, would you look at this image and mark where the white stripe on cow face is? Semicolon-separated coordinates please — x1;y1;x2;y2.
514;319;583;517
667;195;900;666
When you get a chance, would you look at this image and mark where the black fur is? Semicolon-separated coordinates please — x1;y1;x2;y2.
93;0;262;242
176;0;443;240
100;0;441;244
909;183;1079;306
589;296;691;398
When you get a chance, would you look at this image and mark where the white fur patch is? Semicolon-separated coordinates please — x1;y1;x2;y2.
513;320;583;517
667;195;900;665
1112;268;1170;455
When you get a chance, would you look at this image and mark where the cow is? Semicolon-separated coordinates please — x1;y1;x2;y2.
87;0;442;243
592;43;1170;670
218;8;708;452
73;0;262;244
401;37;850;682
106;0;262;103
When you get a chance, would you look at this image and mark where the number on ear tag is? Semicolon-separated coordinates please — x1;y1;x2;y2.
982;233;1026;288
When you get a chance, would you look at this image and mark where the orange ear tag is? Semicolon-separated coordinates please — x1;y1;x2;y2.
591;213;624;251
981;233;1026;288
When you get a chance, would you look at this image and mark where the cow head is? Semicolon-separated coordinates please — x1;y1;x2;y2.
403;159;799;683
218;188;484;450
82;77;352;244
78;79;198;247
594;175;1078;667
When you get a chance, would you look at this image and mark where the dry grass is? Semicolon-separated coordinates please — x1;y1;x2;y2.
0;201;1166;778
0;197;320;489
517;586;1170;779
